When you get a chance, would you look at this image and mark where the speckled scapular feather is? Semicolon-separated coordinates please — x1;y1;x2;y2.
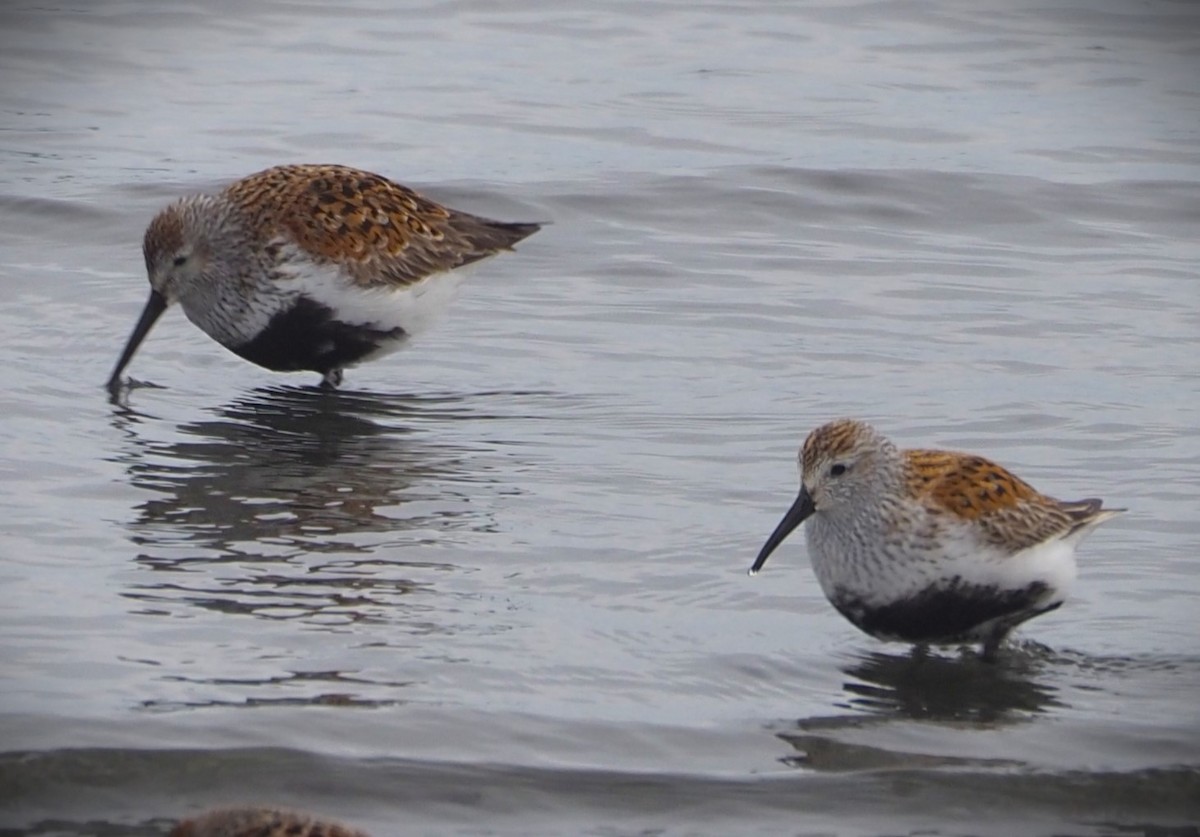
108;164;540;392
798;419;1111;548
145;164;537;287
752;418;1123;660
170;806;370;837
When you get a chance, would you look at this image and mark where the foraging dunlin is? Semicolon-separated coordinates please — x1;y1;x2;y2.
170;806;369;837
107;164;540;391
750;419;1123;660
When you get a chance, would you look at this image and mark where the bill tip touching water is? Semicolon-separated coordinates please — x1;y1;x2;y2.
106;163;540;394
750;418;1124;661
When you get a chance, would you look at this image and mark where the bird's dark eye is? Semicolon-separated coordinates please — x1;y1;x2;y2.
829;463;847;477
173;255;187;267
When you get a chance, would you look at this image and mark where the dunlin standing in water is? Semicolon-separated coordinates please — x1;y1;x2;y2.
107;164;540;392
749;419;1123;661
170;806;370;837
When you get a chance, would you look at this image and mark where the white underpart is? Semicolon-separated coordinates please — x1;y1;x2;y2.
942;535;1077;604
808;519;1080;610
277;242;477;357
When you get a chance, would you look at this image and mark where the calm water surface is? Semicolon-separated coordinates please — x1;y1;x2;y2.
1;1;1198;835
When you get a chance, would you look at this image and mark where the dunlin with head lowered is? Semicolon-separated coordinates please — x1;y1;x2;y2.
107;164;540;392
750;419;1123;661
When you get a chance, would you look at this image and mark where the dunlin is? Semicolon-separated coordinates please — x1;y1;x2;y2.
107;164;540;391
750;419;1123;660
170;806;369;837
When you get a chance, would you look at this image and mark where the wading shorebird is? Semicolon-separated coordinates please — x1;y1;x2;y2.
750;419;1123;661
107;164;540;392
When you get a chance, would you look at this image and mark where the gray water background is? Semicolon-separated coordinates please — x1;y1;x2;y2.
0;1;1198;834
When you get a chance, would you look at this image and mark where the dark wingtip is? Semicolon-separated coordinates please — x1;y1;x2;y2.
495;220;543;247
448;213;544;265
1061;498;1125;538
1062;497;1122;520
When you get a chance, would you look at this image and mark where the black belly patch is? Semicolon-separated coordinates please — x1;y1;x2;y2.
232;296;406;374
833;580;1055;643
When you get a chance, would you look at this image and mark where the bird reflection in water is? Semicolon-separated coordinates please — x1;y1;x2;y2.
837;645;1065;722
108;386;526;628
775;646;1065;772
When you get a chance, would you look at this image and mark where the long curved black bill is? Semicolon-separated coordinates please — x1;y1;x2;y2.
749;486;815;575
106;290;167;392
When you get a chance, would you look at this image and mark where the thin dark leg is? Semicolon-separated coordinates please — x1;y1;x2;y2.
980;628;1010;663
906;642;930;670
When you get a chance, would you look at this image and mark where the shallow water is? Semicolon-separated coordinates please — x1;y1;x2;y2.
1;1;1198;835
